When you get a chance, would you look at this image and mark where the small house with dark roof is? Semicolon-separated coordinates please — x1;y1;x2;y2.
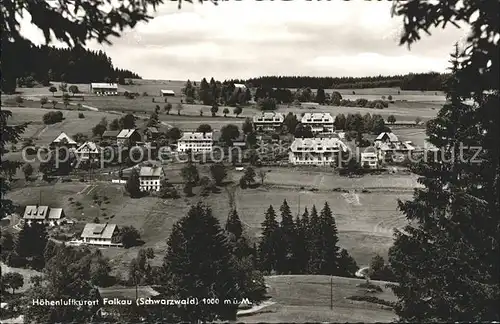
102;130;120;142
117;129;141;146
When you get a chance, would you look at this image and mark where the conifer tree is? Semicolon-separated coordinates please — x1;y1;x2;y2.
161;203;242;321
337;248;358;278
292;212;308;274
318;202;340;275
225;209;243;240
307;205;322;274
387;5;500;319
277;200;295;274
225;209;252;259
125;168;141;198
258;205;279;273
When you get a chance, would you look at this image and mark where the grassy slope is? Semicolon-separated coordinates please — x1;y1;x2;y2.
240;275;397;323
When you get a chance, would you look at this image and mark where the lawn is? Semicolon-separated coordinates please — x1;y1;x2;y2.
241;275;397;323
0;262;44;293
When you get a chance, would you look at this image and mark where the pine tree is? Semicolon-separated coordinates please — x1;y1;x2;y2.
337;248;358;278
161;203;242;321
225;209;243;240
125;168;141;198
388;40;500;321
277;200;294;274
258;205;279;273
318;202;340;275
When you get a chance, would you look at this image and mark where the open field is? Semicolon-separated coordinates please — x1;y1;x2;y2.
6;107;120;145
6;166;415;275
1;262;44;293
241;275;397;322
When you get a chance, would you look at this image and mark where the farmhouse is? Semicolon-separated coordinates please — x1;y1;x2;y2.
81;223;120;246
253;112;284;132
50;132;78;149
75;142;101;162
117;129;142;146
23;205;65;225
139;166;164;192
289;138;349;166
177;132;213;153
102;130;120;142
301;112;335;135
90;83;118;96
160;89;175;97
374;132;399;145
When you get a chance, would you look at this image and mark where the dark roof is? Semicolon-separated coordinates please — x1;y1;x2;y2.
102;130;120;138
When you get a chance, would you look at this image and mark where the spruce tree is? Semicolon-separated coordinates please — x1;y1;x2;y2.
225;209;252;259
258;205;279;273
161;203;241;321
307;205;322;274
298;208;311;273
387;28;500;321
318;202;340;275
277;200;294;274
125;169;141;198
225;209;243;240
337;248;358;278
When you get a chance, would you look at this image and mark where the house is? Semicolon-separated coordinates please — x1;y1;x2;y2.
117;129;141;146
160;89;175;97
301;112;335;135
377;141;415;163
253;112;284;132
289;138;349;166
81;223;120;246
234;83;247;90
361;150;379;169
51;132;78;149
90;83;118;96
22;205;65;225
102;130;120;142
139;166;164;192
75;142;101;162
177;132;213;153
374;132;399;146
144;127;160;141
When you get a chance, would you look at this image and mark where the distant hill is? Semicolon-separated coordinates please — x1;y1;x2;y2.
2;40;141;93
230;72;449;91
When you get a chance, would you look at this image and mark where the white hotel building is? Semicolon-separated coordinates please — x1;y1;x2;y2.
253;112;284;132
177;132;213;153
301;112;335;135
289;138;349;166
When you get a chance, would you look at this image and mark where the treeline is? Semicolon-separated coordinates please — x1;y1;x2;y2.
237;72;449;91
2;40;141;93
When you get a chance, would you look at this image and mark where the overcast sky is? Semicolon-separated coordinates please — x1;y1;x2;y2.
20;1;469;80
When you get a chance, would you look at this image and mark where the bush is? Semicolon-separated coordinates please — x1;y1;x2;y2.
43;111;63;124
78;113;85;118
357;282;383;292
346;295;394;308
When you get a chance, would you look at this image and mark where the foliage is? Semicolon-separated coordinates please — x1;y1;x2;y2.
92;117;107;137
2;272;24;294
220;124;240;146
242;117;254;135
387;115;396;124
197;124;212;133
210;163;227;186
22;163;34;180
117;226;141;248
181;161;199;186
42;111;63;124
125;169;141;198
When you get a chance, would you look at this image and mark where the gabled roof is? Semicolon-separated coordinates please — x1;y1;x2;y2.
146;127;159;133
160;89;175;95
139;166;163;177
47;208;64;220
76;141;100;153
117;129;137;139
91;83;118;88
23;206;49;220
81;223;117;239
102;130;120;138
253;112;284;122
375;132;399;142
179;132;213;141
52;132;77;145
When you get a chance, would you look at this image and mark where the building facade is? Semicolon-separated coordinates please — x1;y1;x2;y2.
75;142;101;162
51;132;78;149
22;206;65;226
301;112;335;135
117;129;141;146
361;152;379;169
253;112;284;132
90;83;118;96
81;223;121;246
289;138;349;166
177;132;213;153
160;89;175;97
139;166;163;192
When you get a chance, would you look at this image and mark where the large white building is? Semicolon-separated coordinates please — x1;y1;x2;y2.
253;112;284;132
90;83;118;96
139;166;164;192
177;132;213;153
301;112;335;135
289;138;349;166
22;205;65;226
